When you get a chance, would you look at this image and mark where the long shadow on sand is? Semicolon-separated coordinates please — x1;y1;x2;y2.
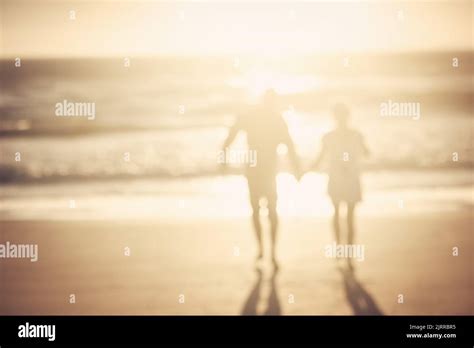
340;267;383;315
241;269;281;315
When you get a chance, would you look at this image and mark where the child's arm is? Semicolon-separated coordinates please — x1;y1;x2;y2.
280;121;302;180
287;139;302;180
360;133;370;157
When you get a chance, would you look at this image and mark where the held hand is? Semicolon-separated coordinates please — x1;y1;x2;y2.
296;172;304;182
294;166;304;182
311;160;322;172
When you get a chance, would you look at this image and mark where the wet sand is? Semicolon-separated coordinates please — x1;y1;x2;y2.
0;212;472;315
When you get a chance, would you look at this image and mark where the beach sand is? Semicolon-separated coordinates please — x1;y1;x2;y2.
0;212;472;315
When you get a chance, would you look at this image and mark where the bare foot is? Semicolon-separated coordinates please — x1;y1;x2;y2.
272;257;279;271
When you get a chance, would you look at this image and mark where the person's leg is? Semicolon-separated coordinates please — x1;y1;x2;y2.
346;202;356;271
347;202;356;245
249;186;263;260
332;200;341;245
267;194;279;268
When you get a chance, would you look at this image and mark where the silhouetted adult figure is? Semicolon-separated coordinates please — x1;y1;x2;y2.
222;89;301;269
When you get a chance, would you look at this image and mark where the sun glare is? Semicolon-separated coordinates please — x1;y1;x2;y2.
228;70;323;100
276;172;331;217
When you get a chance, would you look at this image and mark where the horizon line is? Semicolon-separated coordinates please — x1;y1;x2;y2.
1;48;472;61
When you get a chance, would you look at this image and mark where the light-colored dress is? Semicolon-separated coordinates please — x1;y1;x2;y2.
321;128;366;203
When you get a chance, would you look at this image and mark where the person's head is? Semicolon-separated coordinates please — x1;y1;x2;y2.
262;88;278;109
332;103;350;128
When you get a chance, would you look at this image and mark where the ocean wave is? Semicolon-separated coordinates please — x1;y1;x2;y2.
1;161;471;185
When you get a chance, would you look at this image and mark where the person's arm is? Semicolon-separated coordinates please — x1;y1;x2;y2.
219;116;243;173
222;114;244;151
288;140;302;179
361;135;370;157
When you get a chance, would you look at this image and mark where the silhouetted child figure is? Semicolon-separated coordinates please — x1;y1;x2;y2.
313;103;369;271
222;89;301;270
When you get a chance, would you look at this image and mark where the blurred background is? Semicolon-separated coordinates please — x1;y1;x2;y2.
0;0;472;220
0;0;472;315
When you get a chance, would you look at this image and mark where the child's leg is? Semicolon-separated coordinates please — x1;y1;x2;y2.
346;202;357;271
332;201;341;244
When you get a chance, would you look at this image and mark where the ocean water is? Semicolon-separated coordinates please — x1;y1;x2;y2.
0;52;472;219
0;171;472;220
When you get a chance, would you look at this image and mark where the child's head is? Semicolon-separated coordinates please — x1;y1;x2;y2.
332;103;350;128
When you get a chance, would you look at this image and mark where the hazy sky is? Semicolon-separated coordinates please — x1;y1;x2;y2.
1;0;472;57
